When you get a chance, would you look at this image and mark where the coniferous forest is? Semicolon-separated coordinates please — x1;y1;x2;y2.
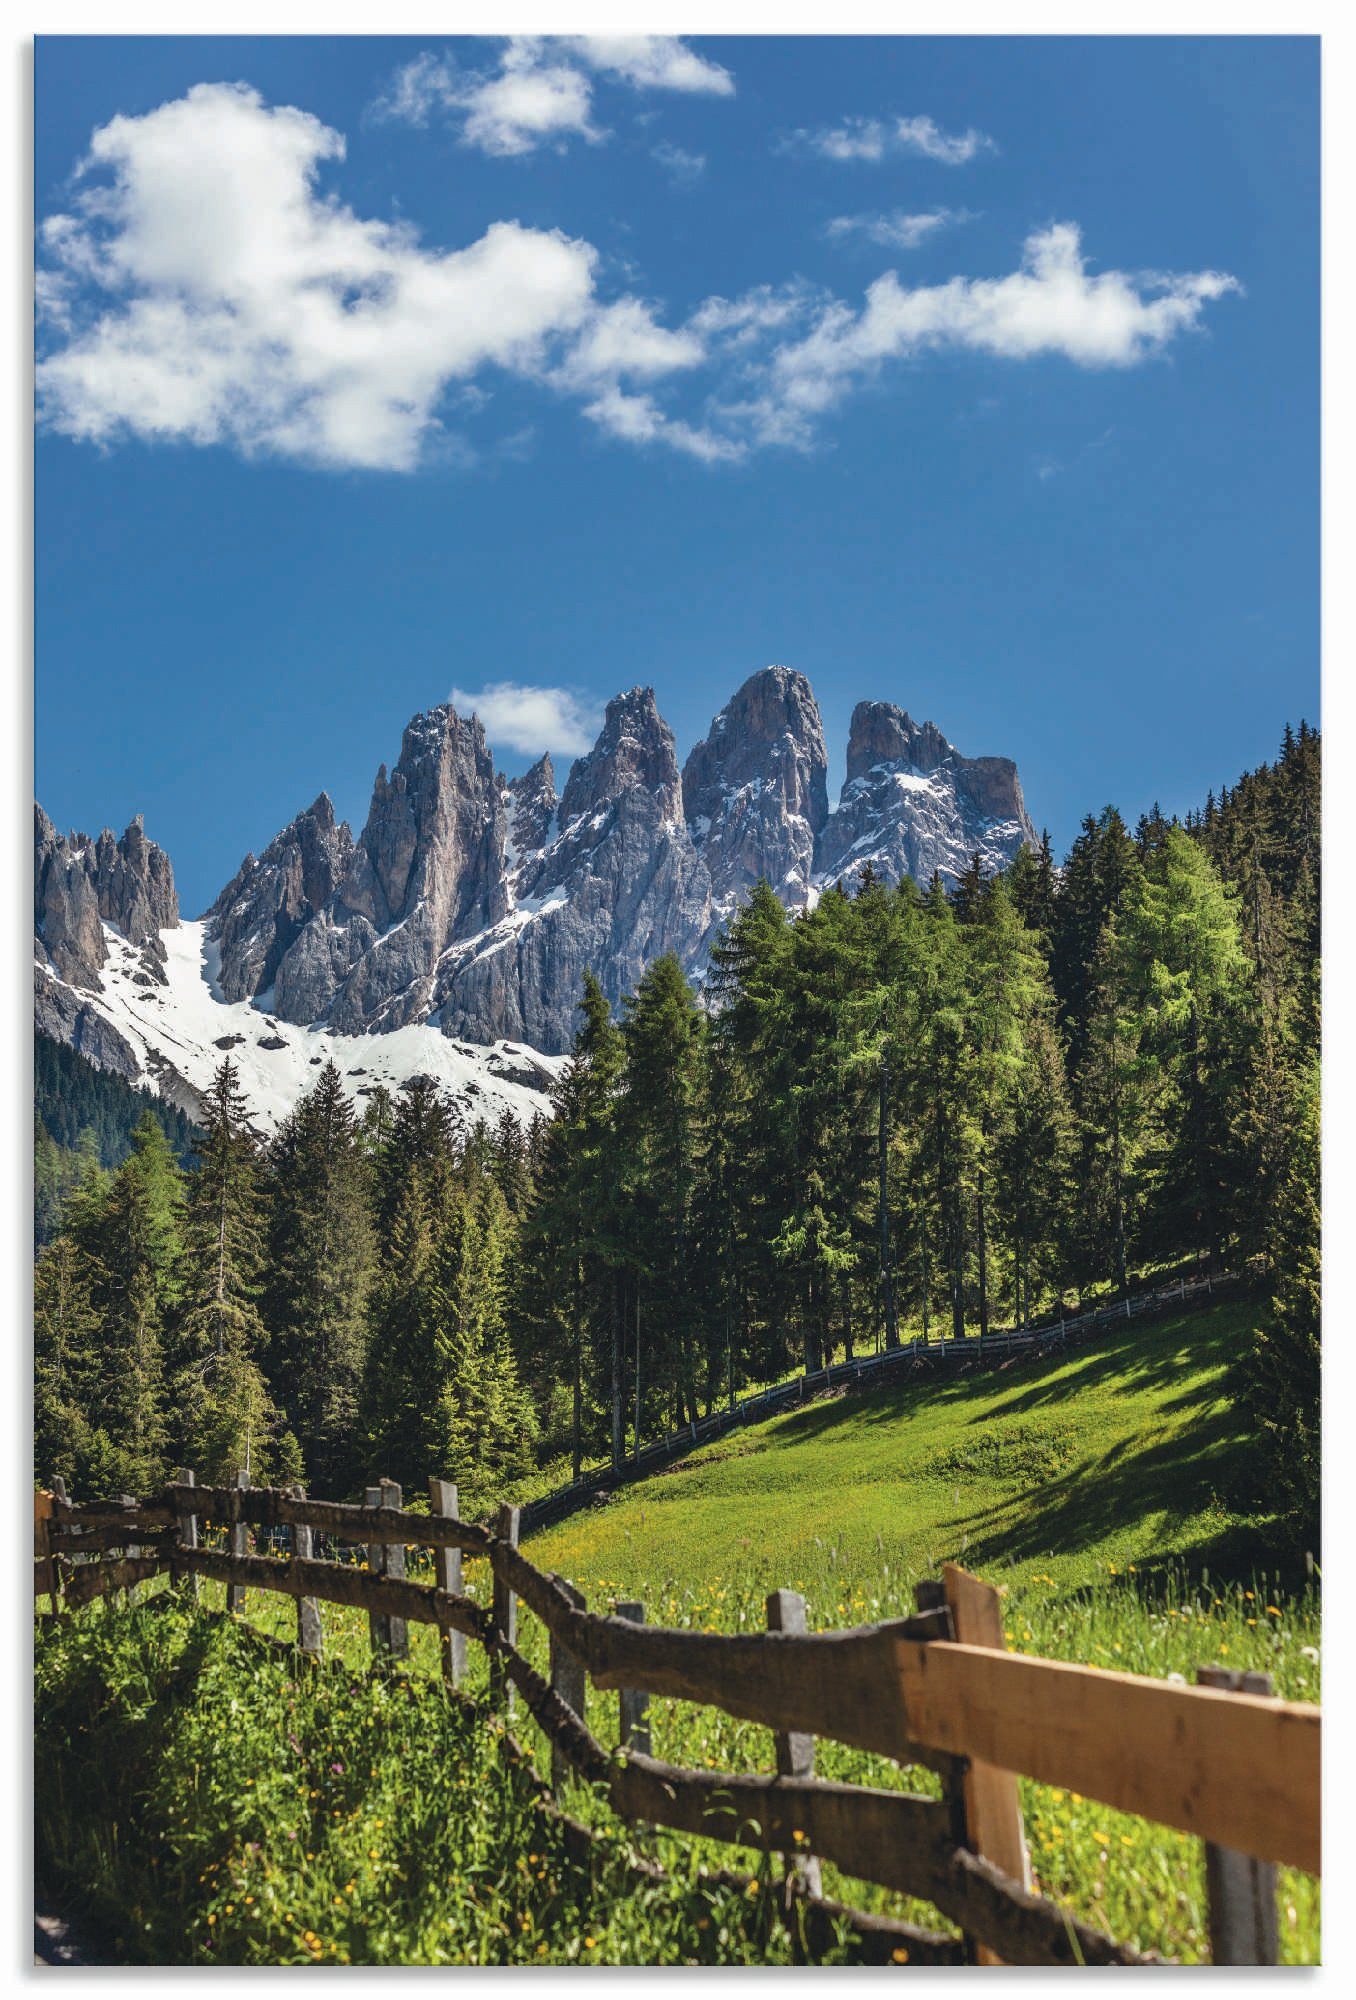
33;725;1319;1538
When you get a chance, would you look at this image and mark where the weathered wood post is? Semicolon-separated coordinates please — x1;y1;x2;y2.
767;1589;822;1897
615;1600;652;1755
366;1481;409;1662
119;1492;140;1566
937;1563;1030;1967
290;1484;322;1659
365;1483;387;1654
549;1576;587;1795
228;1469;249;1613
172;1468;200;1602
34;1488;58;1612
428;1477;466;1689
490;1503;521;1715
380;1479;410;1661
1198;1666;1279;1964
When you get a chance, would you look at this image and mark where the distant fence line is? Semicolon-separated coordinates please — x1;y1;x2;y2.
521;1270;1233;1534
34;1456;1316;1968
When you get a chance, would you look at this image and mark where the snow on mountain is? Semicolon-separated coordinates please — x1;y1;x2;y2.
36;667;1038;1097
36;919;565;1138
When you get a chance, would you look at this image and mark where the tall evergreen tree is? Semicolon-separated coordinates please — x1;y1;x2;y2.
172;1060;277;1482
264;1063;374;1494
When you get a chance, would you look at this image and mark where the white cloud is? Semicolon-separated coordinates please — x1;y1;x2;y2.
580;384;744;463
34;87;1240;478
791;112;995;165
652;140;707;186
561;36;733;97
35;83;603;469
826;208;974;250
752;223;1239;444
372;35;731;157
450;681;602;758
895;115;995;165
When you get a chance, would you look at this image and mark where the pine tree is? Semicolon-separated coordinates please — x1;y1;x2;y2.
264;1063;374;1494
34;1235;100;1488
172;1060;276;1482
1242;1056;1320;1543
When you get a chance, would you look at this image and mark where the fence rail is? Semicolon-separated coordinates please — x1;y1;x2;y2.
522;1271;1233;1532
33;1469;1318;1968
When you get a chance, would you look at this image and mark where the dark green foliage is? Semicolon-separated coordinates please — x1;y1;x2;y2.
1241;1056;1320;1545
263;1063;372;1494
34;1034;197;1248
32;726;1320;1540
35;1603;817;1966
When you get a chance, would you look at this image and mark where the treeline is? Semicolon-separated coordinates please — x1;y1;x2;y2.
34;1062;540;1512
33;725;1319;1531
35;1033;200;1249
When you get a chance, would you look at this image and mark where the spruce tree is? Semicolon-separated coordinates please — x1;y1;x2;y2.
172;1060;276;1482
264;1063;374;1493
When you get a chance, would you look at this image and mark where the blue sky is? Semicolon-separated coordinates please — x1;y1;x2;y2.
35;34;1318;915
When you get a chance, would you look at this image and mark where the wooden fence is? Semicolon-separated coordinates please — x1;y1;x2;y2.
34;1474;1319;1968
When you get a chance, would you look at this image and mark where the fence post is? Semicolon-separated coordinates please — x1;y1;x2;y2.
490;1503;520;1716
938;1565;1031;1967
615;1601;652;1755
366;1481;409;1662
767;1589;822;1898
549;1576;587;1795
428;1477;466;1689
1197;1666;1279;1964
365;1483;387;1654
290;1484;322;1659
34;1488;58;1612
228;1469;249;1614
173;1468;199;1602
379;1479;409;1661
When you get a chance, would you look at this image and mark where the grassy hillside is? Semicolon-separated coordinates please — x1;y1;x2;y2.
526;1298;1320;1962
529;1298;1301;1605
42;1299;1316;1964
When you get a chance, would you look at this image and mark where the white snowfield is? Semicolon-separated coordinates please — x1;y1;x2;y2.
44;920;567;1137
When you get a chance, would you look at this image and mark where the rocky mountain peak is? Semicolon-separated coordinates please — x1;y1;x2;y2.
819;700;1035;890
845;701;952;784
208;790;355;1004
506;754;558;865
559;687;682;829
683;665;829;918
38;665;1039;1074
34;804;179;991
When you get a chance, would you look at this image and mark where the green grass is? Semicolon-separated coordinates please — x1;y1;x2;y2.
522;1298;1321;1963
34;1600;845;1966
35;1298;1321;1964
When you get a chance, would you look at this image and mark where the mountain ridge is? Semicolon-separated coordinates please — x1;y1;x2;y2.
34;664;1036;1114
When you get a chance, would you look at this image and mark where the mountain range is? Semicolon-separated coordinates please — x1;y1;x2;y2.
34;665;1035;1129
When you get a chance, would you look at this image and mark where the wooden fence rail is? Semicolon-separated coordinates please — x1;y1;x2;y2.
33;1477;1320;1968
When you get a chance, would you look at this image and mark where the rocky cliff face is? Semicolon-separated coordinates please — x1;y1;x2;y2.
438;688;713;1051
37;668;1037;1070
208;793;354;1004
684;665;828;924
815;701;1035;890
35;805;179;988
270;706;509;1031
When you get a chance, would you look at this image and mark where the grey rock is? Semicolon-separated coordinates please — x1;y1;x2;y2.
207;792;354;1002
439;688;712;1052
815;701;1036;890
33;968;142;1081
272;704;509;1031
684;665;828;923
505;755;557;868
34;804;178;990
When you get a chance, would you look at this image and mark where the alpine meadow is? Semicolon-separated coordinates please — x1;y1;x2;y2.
32;30;1320;1973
